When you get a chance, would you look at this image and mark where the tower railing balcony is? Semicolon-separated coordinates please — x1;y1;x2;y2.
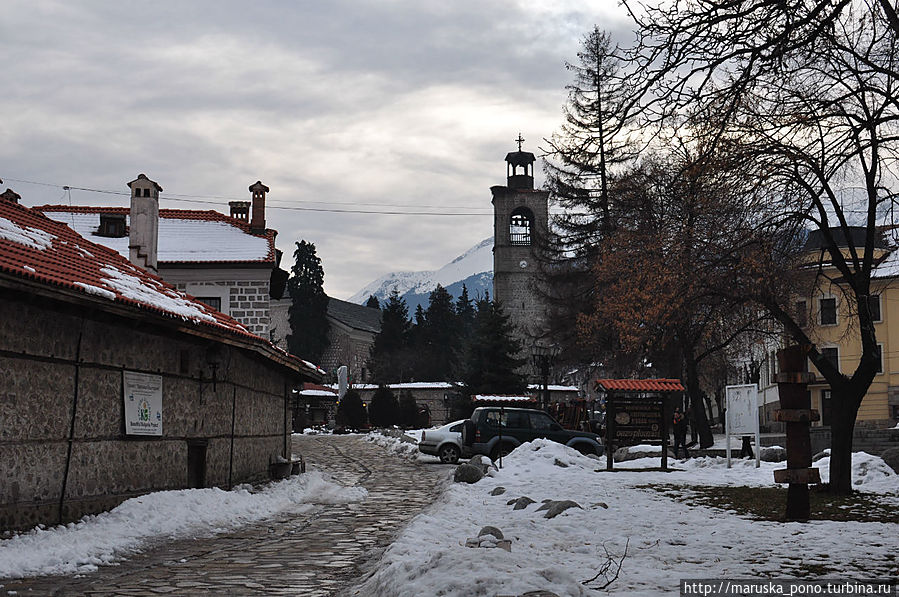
510;232;531;246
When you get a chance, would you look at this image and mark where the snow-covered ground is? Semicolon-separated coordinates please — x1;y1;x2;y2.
0;472;366;579
2;431;896;596
360;435;899;597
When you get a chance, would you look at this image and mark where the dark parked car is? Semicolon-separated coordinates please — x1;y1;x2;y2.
461;407;604;460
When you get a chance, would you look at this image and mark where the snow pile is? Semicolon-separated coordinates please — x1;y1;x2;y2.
99;266;219;324
0;471;367;579
0;216;56;250
814;450;898;492
366;431;422;460
354;440;899;597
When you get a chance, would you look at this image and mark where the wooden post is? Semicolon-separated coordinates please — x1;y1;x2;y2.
605;396;614;471
774;345;821;521
661;397;669;472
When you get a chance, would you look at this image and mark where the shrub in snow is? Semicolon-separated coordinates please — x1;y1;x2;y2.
369;385;399;427
336;389;367;429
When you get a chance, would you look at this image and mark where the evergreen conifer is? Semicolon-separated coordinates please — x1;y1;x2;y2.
287;240;330;363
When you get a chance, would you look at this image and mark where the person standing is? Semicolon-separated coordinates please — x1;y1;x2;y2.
672;406;689;458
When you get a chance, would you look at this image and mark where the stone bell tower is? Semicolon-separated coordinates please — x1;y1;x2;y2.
491;134;550;345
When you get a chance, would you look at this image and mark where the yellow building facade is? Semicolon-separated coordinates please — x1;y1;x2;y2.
800;245;899;428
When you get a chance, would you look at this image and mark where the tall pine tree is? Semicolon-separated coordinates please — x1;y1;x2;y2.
417;285;458;381
460;297;527;396
287;240;330;364
368;290;411;383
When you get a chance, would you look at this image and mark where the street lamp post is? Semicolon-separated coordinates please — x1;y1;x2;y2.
532;344;559;411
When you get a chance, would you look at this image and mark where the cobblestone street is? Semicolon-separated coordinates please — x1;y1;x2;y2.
1;435;452;596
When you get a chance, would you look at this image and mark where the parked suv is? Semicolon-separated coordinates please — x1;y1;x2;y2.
461;407;604;460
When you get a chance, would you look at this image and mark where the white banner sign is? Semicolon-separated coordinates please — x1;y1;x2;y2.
725;383;760;468
123;371;163;436
726;384;758;435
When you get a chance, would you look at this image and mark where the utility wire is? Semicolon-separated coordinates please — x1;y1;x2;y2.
2;176;495;215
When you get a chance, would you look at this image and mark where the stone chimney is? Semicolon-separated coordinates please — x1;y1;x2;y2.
1;188;21;204
127;174;161;273
229;200;250;222
249;181;269;233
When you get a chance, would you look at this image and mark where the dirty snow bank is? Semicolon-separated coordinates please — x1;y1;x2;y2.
0;471;367;579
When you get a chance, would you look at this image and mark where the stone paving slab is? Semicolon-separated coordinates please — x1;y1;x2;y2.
1;435;452;596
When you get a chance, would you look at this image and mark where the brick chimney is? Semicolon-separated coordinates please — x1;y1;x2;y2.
249;181;269;234
229;200;250;222
127;174;161;273
1;188;21;204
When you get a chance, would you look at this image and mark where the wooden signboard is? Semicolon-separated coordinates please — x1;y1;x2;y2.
605;396;667;471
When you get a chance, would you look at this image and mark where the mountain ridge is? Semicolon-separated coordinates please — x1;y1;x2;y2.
349;237;494;313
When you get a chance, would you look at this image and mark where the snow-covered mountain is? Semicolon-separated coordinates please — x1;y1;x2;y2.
349;237;493;313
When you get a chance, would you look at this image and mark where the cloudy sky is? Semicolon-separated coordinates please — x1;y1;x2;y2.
2;1;631;300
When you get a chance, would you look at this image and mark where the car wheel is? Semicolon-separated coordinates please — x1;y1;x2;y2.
575;444;597;456
490;443;513;461
439;444;461;464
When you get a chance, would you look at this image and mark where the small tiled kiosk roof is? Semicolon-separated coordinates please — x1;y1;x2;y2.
36;205;276;264
595;379;686;393
0;198;320;380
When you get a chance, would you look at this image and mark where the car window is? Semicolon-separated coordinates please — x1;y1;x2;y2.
449;423;463;432
505;411;529;429
529;412;555;431
484;410;528;428
485;411;503;427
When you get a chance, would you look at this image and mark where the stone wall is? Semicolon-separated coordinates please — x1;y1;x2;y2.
169;270;272;339
0;294;293;531
809;426;899;457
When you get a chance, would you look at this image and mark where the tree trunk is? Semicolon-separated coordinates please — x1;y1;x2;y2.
828;384;862;494
684;354;714;448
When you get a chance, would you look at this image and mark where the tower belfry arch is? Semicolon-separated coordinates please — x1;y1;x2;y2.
491;136;550;346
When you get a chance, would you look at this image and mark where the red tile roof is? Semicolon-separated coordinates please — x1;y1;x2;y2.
595;379;686;393
0;199;316;378
35;205;277;264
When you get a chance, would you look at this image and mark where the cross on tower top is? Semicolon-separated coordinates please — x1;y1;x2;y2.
516;132;525;152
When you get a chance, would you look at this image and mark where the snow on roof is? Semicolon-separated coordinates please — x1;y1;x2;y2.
0;200;319;379
526;384;579;392
472;395;536;402
341;382;456;391
36;206;275;264
299;383;337;397
0;216;56;250
872;249;899;279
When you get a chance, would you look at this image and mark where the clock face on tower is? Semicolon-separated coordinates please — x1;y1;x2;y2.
519;259;528;269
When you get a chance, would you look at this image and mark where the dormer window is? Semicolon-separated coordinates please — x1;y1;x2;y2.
97;214;127;238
